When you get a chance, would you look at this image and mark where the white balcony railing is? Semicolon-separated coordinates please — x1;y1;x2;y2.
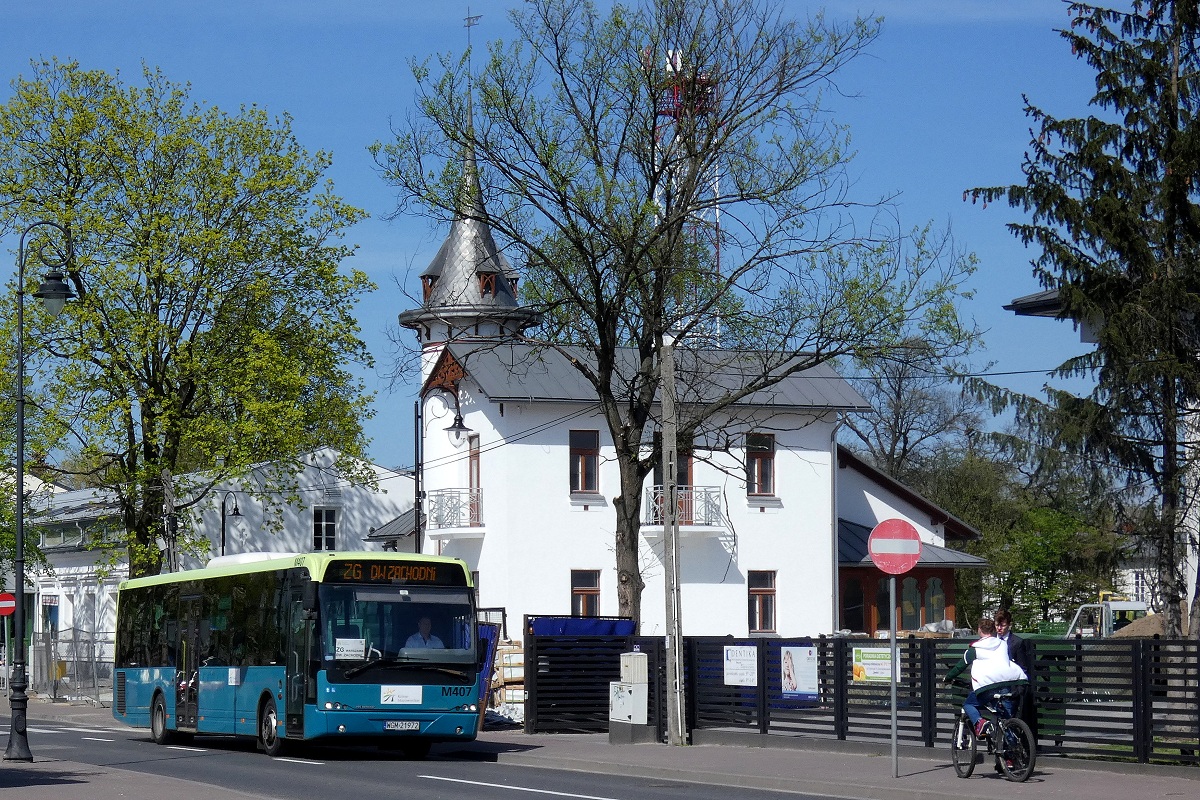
643;485;725;528
426;488;483;530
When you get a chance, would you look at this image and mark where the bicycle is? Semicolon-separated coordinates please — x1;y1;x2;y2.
948;681;1036;782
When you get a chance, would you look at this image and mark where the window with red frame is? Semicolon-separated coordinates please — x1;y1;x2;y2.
569;430;600;493
748;570;777;633
746;433;775;495
571;570;600;616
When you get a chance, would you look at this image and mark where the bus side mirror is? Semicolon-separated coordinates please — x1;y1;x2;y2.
478;637;489;668
302;581;318;613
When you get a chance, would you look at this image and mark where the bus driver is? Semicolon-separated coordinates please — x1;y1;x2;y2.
405;616;444;649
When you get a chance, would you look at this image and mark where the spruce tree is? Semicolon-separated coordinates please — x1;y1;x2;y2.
972;1;1200;637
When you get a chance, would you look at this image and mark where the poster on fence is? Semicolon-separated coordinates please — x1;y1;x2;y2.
852;646;892;682
723;645;757;686
780;645;818;702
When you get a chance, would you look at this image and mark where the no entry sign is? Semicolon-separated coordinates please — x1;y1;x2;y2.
867;519;922;575
0;592;16;617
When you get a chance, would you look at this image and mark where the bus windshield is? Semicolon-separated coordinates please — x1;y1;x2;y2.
318;584;476;667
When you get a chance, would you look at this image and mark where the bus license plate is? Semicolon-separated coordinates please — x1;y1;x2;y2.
385;720;420;731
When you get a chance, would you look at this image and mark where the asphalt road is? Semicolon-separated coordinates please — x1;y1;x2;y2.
3;714;833;800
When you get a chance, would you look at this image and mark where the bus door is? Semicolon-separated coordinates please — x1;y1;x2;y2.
176;594;201;730
284;584;311;736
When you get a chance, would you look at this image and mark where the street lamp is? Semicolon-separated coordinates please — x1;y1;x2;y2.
6;221;75;763
443;391;472;446
219;492;243;558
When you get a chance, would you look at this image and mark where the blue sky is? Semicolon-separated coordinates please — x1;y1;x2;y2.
2;1;1099;470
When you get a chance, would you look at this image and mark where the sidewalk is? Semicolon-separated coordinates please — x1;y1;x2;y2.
4;696;1200;800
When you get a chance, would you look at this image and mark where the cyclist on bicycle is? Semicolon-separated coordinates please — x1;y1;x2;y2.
944;617;1029;738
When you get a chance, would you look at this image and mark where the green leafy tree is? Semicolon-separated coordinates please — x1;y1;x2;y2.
918;439;1124;631
376;0;978;621
0;60;375;578
970;2;1200;637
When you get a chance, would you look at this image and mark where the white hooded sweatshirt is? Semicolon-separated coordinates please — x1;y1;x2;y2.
966;634;1028;690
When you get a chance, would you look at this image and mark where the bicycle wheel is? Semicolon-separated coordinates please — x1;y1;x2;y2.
998;718;1036;782
951;715;977;778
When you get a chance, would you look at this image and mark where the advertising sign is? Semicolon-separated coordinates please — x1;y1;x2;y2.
780;645;819;702
722;645;757;686
851;646;893;682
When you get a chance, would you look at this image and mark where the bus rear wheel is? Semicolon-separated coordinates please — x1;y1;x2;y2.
150;694;174;745
259;696;288;757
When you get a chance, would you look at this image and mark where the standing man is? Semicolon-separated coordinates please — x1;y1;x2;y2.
995;609;1037;744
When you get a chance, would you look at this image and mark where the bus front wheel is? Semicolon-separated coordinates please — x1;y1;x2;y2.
259;696;288;757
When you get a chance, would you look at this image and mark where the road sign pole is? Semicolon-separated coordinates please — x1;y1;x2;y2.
867;519;922;781
890;575;897;778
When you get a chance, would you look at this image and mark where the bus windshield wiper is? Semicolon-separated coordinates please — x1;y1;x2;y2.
344;656;408;677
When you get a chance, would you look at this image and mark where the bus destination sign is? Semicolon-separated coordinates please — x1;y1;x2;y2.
332;560;467;586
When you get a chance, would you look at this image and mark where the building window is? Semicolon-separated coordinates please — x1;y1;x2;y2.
571;570;600;617
924;577;945;624
570;430;600;493
746;433;775;495
748;570;776;633
313;508;337;551
842;578;865;633
1131;571;1148;604
901;576;920;630
874;579;889;635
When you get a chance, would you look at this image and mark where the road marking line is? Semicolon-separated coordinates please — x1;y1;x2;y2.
166;745;208;752
421;775;620;800
81;736;114;742
276;757;324;765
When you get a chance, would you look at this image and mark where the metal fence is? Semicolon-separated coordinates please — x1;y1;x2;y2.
25;629;115;706
523;633;1200;767
524;633;666;737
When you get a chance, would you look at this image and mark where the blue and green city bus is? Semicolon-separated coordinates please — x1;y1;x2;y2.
113;551;484;757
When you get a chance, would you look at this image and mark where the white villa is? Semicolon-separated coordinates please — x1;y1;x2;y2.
388;148;986;639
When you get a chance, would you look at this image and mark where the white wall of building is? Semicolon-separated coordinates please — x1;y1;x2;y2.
836;466;948;549
425;375;845;637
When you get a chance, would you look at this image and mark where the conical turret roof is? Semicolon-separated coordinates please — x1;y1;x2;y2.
399;139;538;339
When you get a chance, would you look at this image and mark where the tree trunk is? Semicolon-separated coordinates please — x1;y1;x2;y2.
614;461;647;625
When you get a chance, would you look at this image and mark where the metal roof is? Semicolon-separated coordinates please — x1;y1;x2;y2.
447;343;870;412
1003;289;1063;318
838;518;989;569
32;487;121;525
363;508;416;543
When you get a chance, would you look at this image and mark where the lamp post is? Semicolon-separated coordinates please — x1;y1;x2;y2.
6;221;75;763
414;400;427;554
219;491;242;558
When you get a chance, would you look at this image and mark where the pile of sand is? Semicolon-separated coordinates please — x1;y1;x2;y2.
1111;607;1191;638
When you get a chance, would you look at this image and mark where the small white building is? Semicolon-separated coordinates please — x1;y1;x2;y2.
22;447;413;641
